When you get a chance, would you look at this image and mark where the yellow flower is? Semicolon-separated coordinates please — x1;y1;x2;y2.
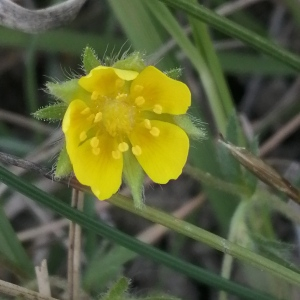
62;65;191;200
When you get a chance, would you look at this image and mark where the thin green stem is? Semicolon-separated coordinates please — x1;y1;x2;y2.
145;0;228;132
188;4;234;117
0;154;298;289
158;0;300;71
109;194;300;288
219;201;250;300
0;165;275;300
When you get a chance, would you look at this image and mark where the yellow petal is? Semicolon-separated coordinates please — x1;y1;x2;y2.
130;66;191;115
129;120;189;183
63;100;123;200
79;66;138;95
62;100;94;154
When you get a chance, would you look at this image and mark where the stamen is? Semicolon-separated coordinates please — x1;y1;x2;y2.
87;114;95;122
135;96;145;106
132;145;142;156
144;119;151;129
92;148;100;155
150;127;160;137
116;93;127;101
91;91;100;100
90;137;99;148
118;142;129;152
81;107;91;115
133;85;144;93
94;112;102;123
153;104;162;114
115;79;125;88
112;150;121;159
79;131;87;141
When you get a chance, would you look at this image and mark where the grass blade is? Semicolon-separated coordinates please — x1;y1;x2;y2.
158;0;300;70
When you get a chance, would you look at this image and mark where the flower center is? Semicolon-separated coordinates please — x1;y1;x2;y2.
101;93;137;137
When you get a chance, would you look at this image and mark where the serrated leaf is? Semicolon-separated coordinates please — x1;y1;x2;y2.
82;46;101;73
33;103;67;121
251;234;300;274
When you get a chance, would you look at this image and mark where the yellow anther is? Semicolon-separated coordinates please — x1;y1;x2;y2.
112;150;121;159
118;142;129;152
91;91;100;100
135;96;145;106
150;127;160;137
133;85;144;93
94;112;102;123
144;119;151;129
79;131;87;141
92;148;100;155
81;107;91;115
115;79;125;88
87;114;95;122
90;137;99;148
153;104;162;114
116;93;127;101
132;145;142;156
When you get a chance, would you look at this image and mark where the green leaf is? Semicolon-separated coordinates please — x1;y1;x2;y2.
82;46;101;74
83;245;128;292
33;103;67;121
252;235;300;274
217;112;244;185
0;206;34;278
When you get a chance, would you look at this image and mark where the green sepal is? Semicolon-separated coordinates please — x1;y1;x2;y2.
174;115;206;140
46;79;90;104
123;150;145;209
113;51;146;72
164;67;182;79
55;143;73;178
33;103;67;121
82;46;101;74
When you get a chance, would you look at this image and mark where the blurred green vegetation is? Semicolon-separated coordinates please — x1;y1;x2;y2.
0;0;300;299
